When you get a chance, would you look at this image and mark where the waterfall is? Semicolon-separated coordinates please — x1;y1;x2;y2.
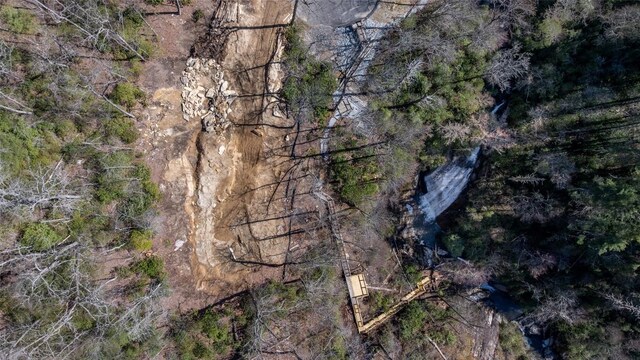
417;147;480;223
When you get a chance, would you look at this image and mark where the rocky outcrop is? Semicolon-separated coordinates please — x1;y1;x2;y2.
471;307;502;360
180;58;237;134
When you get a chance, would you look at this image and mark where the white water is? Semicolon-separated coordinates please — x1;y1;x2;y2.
417;147;480;222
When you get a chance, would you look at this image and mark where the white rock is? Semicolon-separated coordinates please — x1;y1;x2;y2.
174;239;186;251
187;58;196;67
206;88;216;98
220;80;229;92
218;145;226;155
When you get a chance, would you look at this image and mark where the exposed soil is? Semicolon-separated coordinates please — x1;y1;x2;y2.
188;0;298;294
135;0;220;311
136;0;320;310
135;0;432;323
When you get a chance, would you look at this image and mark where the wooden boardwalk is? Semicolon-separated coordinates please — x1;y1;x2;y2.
321;193;438;334
359;275;437;334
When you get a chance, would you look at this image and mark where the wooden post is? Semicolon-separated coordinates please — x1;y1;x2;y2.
176;0;181;15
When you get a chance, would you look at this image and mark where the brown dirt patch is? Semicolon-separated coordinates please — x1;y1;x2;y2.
135;1;223;311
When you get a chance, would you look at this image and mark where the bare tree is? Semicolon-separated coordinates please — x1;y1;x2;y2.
485;44;530;92
0;161;84;217
527;291;585;325
440;122;472;145
492;0;537;33
602;6;640;41
535;152;576;189
602;292;640;320
0;237;166;358
440;260;491;288
522;250;557;279
513;192;560;224
27;0;149;61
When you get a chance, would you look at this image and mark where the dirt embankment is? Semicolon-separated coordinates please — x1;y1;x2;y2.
186;0;299;295
134;0;307;309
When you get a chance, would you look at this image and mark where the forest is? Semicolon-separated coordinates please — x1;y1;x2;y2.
0;0;638;359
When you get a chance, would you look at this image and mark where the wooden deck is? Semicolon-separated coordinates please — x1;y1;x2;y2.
320;192;439;334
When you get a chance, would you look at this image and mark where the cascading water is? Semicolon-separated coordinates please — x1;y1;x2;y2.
413;147;481;252
414;101;505;249
417;147;481;223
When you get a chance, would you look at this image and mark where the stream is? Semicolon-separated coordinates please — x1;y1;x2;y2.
411;102;554;359
482;283;554;358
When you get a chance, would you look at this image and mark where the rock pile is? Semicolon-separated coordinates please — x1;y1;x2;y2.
181;58;237;134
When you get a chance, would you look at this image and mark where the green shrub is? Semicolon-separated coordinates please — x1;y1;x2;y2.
144;0;164;5
499;321;530;359
20;223;64;251
132;256;165;280
0;115;60;174
330;336;347;359
199;312;232;353
331;154;380;205
442;233;465;258
370;292;393;314
118;182;159;219
109;83;145;109
72;309;96;331
192;9;204;23
54;120;78;140
192;341;211;358
129;60;144;77
432;327;457;346
105;117;138;144
0;6;37;34
400;15;417;30
129;229;153;251
398;301;427;340
95;152;132;203
282;24;337;123
404;264;423;284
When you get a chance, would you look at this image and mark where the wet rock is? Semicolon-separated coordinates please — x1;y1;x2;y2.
472;309;501;360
